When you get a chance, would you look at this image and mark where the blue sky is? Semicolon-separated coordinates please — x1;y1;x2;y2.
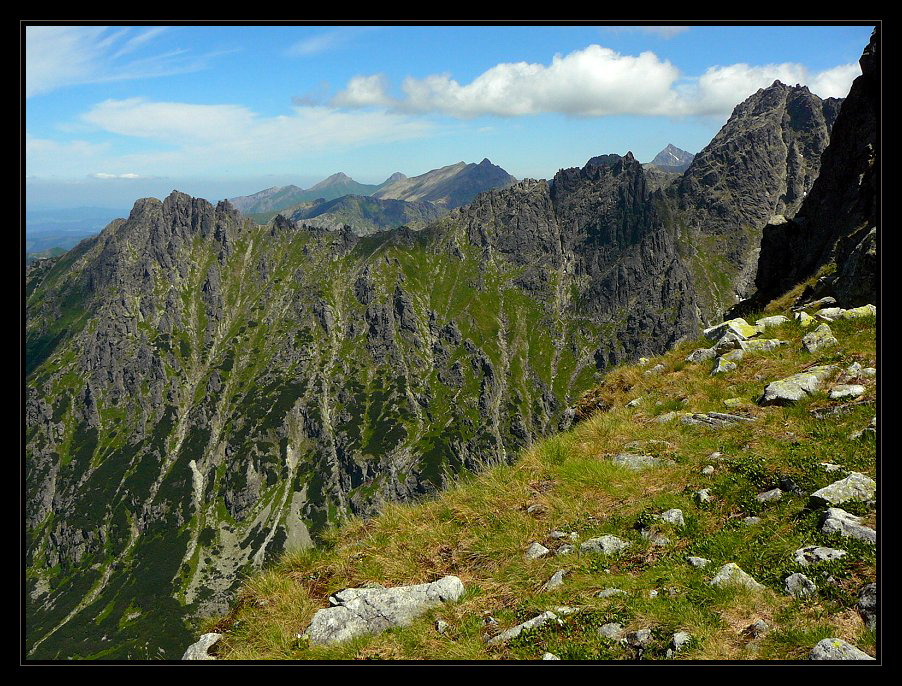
24;23;875;209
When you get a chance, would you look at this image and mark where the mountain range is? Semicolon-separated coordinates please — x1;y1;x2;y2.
24;30;878;660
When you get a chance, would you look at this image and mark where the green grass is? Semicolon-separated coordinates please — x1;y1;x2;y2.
206;306;876;661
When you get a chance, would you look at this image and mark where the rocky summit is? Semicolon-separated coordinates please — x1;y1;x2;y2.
24;30;879;663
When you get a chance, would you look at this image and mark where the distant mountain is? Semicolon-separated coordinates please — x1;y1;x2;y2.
229;172;400;215
648;144;695;172
286;195;446;235
373;158;517;208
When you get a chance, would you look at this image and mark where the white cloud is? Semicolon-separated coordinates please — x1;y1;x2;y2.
30;99;434;178
91;172;142;179
328;45;861;120
25;25;216;97
286;27;373;57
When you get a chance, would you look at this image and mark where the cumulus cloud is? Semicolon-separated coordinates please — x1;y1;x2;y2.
328;44;860;120
25;25;218;97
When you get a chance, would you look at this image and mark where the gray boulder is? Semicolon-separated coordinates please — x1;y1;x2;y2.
687;556;711;568
802;324;838;353
525;542;551;560
754;315;789;330
660;509;685;527
711;350;744;375
182;633;222;660
756;488;783;503
542;652;561;660
793;546;846;566
759;365;836;405
486;611;561;645
809;638;874;660
809;472;876;508
858;583;876;631
820;508;876;544
542;570;566;591
740;338;788;353
785;572;817;598
598;622;624;639
596;587;627;598
612;453;674;470
304;576;465;645
685;347;717;364
580;535;631;555
710;563;765;590
829;384;865;400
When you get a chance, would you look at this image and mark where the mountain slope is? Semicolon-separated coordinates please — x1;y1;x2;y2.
373;158;517;208
663;82;843;321
206;293;877;661
286;195;446;235
25;154;698;659
228;172;398;216
751;29;877;310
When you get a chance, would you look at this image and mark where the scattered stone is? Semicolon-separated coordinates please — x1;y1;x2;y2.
655;411;681;423
612;453;674;470
542;570;566;591
785;572;817;598
862;367;877;377
182;633;222;660
802;324;838;353
759;365;836;405
779;476;805;496
814;307;844;321
793;296;836;311
542;652;561;660
435;619;449;635
742;620;769;639
809;638;874;660
857;583;876;631
743;517;762;526
755;315;789;330
685;347;717;364
713;331;745;355
711;350;744;375
829;384;865;400
549;530;577;540
596;588;627;598
794;546;846;566
648;589;659;598
580;535;631;555
820;462;846;473
526;504;547;515
704;318;759;341
660;509;685;527
740;338;788;353
687;556;710;568
598;622;624;639
626;397;643;408
820;508;876;544
710;563;765;590
702;465;715;475
722;398;745;409
809;472;876;508
485;611;561;645
671;631;692;653
641;528;670;547
525;542;551;560
304;576;465;645
644;363;666;376
794;311;815;327
694;489;713;504
555;544;575;557
626;628;653;649
756;488;783;503
839;304;876;319
708;452;723;460
845;362;863;377
681;412;756;428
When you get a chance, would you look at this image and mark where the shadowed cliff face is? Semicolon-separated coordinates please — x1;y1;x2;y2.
25;156;699;658
752;29;877;308
664;80;842;320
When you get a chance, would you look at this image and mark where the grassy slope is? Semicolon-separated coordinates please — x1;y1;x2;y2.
206;277;877;661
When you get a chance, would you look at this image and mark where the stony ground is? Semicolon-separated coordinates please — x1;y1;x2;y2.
191;291;877;661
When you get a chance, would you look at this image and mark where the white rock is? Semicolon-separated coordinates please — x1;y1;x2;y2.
709;563;765;590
